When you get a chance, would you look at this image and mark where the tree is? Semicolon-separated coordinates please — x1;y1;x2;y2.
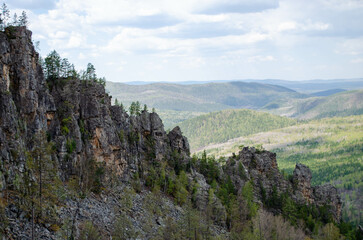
143;104;148;112
0;3;10;30
112;212;138;239
129;102;136;115
98;76;106;86
79;221;101;240
135;101;141;115
11;13;17;26
86;63;96;81
319;223;341;240
18;11;28;27
44;50;61;81
114;98;119;106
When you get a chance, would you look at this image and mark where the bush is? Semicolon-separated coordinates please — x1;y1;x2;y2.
79;221;100;240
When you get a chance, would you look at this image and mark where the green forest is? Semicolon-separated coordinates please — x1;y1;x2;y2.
178;109;298;151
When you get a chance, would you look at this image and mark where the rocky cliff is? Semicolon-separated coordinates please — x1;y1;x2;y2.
223;147;341;222
0;27;342;239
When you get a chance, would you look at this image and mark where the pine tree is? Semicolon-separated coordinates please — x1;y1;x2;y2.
129;102;136;115
18;11;28;27
135;101;141;115
44;50;61;81
11;13;17;26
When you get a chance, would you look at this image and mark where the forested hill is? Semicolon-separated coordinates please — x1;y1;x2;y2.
177;109;297;151
268;89;363;120
106;81;305;112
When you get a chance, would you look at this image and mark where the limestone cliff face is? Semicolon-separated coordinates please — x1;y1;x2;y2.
0;27;189;190
0;27;55;191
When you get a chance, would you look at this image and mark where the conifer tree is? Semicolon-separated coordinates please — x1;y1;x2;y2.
18;11;28;27
0;3;10;30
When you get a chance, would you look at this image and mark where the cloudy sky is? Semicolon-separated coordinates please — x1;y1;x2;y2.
8;0;363;82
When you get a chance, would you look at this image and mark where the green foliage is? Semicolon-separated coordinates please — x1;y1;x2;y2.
254;144;265;153
132;172;142;193
197;151;220;184
20;132;61;225
128;129;140;145
129;101;141;116
1;4;27;31
112;212;138;239
61;117;72;135
66;138;76;154
79;221;101;240
241;181;258;218
42;50;106;90
118;129;124;143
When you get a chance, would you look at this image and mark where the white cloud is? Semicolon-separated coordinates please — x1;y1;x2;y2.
351;58;363;63
18;0;363;82
247;55;275;63
336;38;363;55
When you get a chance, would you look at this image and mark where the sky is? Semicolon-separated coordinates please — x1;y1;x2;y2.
7;0;363;82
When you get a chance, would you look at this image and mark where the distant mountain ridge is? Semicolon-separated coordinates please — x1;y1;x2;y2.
106;81;306;113
121;78;363;93
268;89;363;120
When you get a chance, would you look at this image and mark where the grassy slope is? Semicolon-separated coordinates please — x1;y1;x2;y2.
178;109;297;151
197;115;363;225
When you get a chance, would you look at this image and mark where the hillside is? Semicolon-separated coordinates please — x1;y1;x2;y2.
1;26;357;239
247;79;363;93
106;81;306;112
197;115;363;226
178;109;297;151
267;90;363;119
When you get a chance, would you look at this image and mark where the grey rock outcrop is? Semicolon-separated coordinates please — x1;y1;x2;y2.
292;163;313;203
223;147;342;222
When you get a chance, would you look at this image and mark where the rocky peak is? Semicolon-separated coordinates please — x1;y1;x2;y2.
167;126;190;161
292;163;313;203
223;147;341;221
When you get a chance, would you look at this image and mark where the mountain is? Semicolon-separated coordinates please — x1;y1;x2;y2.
177;109;297;151
268;89;363;119
0;26;354;239
122;78;363;93
310;88;346;97
106;81;306;112
246;79;363;93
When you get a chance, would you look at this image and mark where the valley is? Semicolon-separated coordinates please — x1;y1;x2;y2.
106;81;363;227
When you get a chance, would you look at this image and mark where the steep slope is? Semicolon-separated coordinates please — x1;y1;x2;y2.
106;81;305;112
177;109;297;151
0;27;349;239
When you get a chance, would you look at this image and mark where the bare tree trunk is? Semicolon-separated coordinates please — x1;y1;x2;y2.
31;200;34;240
